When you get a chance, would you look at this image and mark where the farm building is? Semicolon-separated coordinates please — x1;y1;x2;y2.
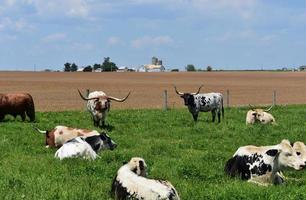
138;56;165;72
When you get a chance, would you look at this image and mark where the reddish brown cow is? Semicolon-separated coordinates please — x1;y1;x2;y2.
0;93;35;122
34;125;100;148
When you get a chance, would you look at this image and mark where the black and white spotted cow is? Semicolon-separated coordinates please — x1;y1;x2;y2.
224;139;305;186
174;85;224;122
111;157;180;200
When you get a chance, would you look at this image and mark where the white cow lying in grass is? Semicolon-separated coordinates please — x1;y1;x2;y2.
225;139;305;186
55;133;117;160
111;157;180;200
246;105;276;125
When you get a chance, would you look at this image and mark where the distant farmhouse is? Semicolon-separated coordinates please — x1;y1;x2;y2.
138;57;165;72
117;66;136;72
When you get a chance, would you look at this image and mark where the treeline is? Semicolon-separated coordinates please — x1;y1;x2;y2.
64;57;118;72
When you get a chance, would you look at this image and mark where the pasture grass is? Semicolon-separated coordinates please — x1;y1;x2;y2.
0;105;305;200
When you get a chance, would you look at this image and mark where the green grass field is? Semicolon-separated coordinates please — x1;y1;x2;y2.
0;105;306;200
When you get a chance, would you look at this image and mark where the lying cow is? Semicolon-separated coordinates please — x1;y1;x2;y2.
111;157;180;200
174;85;224;122
34;125;101;148
224;139;305;186
0;93;35;122
293;141;306;164
78;89;130;127
246;105;276;125
55;133;117;160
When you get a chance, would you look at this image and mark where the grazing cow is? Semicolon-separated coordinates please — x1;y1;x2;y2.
246;105;276;125
78;89;130;127
293;141;306;164
174;85;224;122
34;125;101;148
0;93;35;122
55;133;117;160
111;157;180;200
224;139;305;186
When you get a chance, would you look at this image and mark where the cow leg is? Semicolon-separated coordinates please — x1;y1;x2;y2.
20;112;26;121
217;109;221;123
192;113;198;122
212;110;216;122
0;114;4;122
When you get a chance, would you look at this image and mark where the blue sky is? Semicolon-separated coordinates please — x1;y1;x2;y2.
0;0;306;71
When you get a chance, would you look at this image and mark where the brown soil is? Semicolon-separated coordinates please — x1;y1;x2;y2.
0;71;305;111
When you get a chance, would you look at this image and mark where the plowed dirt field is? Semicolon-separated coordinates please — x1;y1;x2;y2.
1;71;305;111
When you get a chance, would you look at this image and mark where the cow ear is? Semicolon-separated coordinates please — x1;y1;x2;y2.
266;149;279;157
122;161;128;165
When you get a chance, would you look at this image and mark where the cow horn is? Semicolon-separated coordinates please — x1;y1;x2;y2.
107;91;131;102
265;105;274;112
77;89;99;101
249;104;255;111
190;85;203;95
174;85;184;95
33;126;47;134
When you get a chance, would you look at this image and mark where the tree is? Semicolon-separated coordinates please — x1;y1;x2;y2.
83;65;93;72
93;63;101;70
206;66;212;71
186;64;196;71
101;57;118;72
71;63;78;72
64;62;71;72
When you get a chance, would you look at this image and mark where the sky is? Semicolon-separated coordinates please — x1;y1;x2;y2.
0;0;306;71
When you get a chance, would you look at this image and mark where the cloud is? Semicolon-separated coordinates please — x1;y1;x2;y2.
24;0;90;18
107;36;122;46
0;17;32;32
131;35;173;48
41;33;66;43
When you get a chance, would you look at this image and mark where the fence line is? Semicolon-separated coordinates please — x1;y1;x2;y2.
163;89;278;110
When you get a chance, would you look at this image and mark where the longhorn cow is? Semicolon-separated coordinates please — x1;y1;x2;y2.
174;85;224;122
246;104;276;125
78;89;130;127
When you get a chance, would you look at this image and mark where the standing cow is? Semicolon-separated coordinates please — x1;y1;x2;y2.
78;89;130;127
0;93;35;122
174;85;224;122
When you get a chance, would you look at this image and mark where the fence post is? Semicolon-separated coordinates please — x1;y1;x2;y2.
226;89;230;107
163;90;168;111
273;90;276;105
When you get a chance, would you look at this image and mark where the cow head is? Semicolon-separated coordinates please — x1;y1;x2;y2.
270;139;305;170
99;132;117;150
174;85;203;106
78;89;130;112
126;157;147;177
293;141;306;165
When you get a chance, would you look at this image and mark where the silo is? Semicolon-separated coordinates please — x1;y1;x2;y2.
152;57;158;65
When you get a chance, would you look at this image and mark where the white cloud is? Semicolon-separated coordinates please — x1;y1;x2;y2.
0;17;32;32
25;0;90;18
71;42;94;51
131;35;173;48
107;36;122;46
41;33;66;43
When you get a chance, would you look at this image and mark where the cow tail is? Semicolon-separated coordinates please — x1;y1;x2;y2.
26;94;35;122
224;156;238;177
221;95;224;118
